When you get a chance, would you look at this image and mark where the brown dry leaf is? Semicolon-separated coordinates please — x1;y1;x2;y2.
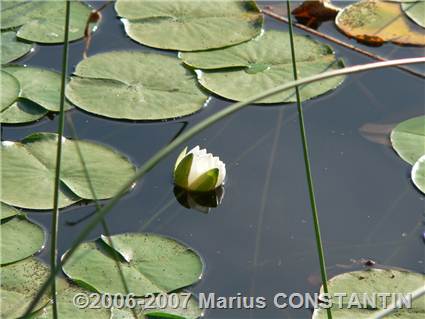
336;0;425;46
292;0;340;29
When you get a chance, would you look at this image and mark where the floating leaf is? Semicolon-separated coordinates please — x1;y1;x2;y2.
292;0;339;29
1;1;94;44
66;51;208;120
1;70;20;111
1;132;136;210
1;214;45;265
390;116;425;165
0;258;50;318
312;268;425;318
1;99;49;124
336;0;425;46
63;233;203;296
412;155;425;194
0;202;18;220
1;31;32;64
180;30;345;104
114;0;263;51
402;1;425;28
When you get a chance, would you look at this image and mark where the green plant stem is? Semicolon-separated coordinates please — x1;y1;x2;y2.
286;1;332;318
23;56;425;317
50;2;70;318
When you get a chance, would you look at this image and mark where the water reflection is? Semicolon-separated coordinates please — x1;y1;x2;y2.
174;186;225;214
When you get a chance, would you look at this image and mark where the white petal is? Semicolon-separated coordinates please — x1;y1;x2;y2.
215;161;226;187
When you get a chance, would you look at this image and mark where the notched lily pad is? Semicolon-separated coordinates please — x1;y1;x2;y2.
412;155;425;194
66;51;209;120
1;31;33;64
115;0;264;51
1;70;20;111
402;1;425;28
1;1;95;44
336;0;425;46
0;202;19;220
63;233;203;296
181;30;345;104
1;132;136;210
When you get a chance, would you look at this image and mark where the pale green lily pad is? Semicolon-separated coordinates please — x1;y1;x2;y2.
1;214;45;265
180;30;345;104
63;233;203;296
0;202;19;220
412;155;425;194
66;51;208;120
1;1;94;44
0;258;50;319
390;116;425;165
114;0;263;51
312;268;425;318
1;132;136;210
3;65;72;112
1;99;49;124
1;31;32;64
1;70;20;111
402;1;425;28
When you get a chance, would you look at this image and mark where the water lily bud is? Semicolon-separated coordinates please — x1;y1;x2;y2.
173;146;226;192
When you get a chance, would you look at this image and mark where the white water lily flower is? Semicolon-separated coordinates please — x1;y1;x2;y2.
173;146;226;192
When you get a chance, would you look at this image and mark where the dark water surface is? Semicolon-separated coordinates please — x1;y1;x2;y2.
2;2;425;319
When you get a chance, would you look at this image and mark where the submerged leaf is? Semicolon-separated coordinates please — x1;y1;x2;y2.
1;1;94;44
63;233;203;296
402;1;425;28
115;0;263;51
1;132;136;210
412;155;425;194
292;0;339;29
181;30;345;104
336;0;425;46
66;51;208;120
0;31;32;64
390;115;425;165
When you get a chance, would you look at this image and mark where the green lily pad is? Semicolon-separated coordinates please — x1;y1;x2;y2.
180;30;345;104
63;233;203;296
1;214;45;265
412;155;425;194
402;1;425;28
3;65;72;112
1;1;94;44
1;99;49;124
0;202;19;220
0;258;50;319
390;116;425;165
1;70;20;111
1;31;32;64
114;0;263;51
312;268;425;318
66;51;208;120
1;132;136;210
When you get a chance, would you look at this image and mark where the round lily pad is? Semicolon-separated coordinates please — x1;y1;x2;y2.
412;155;425;194
402;1;425;28
0;258;51;319
180;30;345;104
390;116;425;165
0;203;19;220
1;214;45;265
312;268;425;318
1;132;136;210
1;31;32;64
66;51;209;120
114;0;263;51
1;71;20;111
1;99;49;124
336;0;425;46
63;233;203;296
1;1;94;44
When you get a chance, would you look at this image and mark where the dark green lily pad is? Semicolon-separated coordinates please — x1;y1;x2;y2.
1;132;136;210
390;116;425;165
412;155;425;194
312;268;425;318
1;31;32;64
180;30;345;104
115;0;263;51
0;202;19;220
66;51;209;120
63;233;203;296
1;1;94;44
1;214;45;265
1;70;20;111
0;258;50;318
402;1;425;28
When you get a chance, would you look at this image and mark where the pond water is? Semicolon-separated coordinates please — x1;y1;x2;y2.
2;1;424;318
